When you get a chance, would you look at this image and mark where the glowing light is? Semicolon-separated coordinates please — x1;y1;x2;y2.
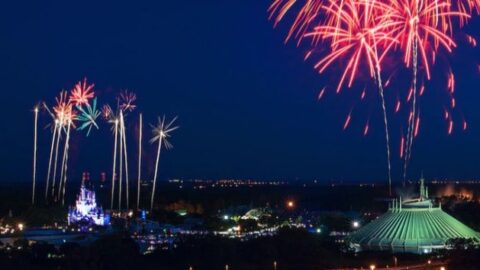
287;200;294;208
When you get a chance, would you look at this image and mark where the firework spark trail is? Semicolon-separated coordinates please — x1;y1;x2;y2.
373;42;393;196
137;113;142;209
377;84;393;195
382;0;470;183
51;124;63;200
151;131;163;211
303;0;396;194
51;91;73;200
111;119;119;210
32;107;39;205
45;120;58;200
121;113;130;210
363;120;369;136
58;123;68;202
343;113;352;130
59;121;72;205
117;90;137;210
150;116;178;210
403;25;419;186
119;112;124;211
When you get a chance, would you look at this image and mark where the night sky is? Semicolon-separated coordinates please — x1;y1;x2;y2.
1;1;479;184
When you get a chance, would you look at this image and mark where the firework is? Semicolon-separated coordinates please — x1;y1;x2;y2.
58;120;72;205
304;1;397;93
120;112;130;210
76;97;100;136
70;78;95;106
150;116;178;210
137;113;143;209
268;0;325;44
51;118;63;199
45;119;59;200
302;0;395;194
111;118;119;210
119;90;137;112
270;0;477;190
32;106;39;204
118;112;124;210
102;104;114;120
382;0;469;182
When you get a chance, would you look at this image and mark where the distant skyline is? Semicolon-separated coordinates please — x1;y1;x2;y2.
1;1;480;183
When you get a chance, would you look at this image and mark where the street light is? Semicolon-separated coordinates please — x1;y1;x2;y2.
370;264;376;270
273;261;277;270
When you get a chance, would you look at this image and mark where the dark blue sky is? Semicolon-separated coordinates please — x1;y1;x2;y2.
0;1;479;184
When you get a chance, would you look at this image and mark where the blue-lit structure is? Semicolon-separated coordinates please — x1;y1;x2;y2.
68;184;110;227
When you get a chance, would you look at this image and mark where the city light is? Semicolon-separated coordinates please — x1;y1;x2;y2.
352;221;360;228
287;200;294;209
17;223;24;231
370;264;376;270
223;215;229;220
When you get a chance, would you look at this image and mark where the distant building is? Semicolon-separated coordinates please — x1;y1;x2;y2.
68;183;110;227
347;177;480;253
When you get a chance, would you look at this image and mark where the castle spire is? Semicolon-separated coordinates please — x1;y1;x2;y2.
420;177;424;199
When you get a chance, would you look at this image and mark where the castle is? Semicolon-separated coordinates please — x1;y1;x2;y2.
68;183;110;227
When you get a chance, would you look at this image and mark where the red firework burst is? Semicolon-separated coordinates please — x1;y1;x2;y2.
70;78;95;106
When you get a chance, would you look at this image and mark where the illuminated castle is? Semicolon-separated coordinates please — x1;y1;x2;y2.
347;178;480;253
68;183;109;227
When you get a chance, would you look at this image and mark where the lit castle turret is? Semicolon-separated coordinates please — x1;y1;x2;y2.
68;183;110;227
